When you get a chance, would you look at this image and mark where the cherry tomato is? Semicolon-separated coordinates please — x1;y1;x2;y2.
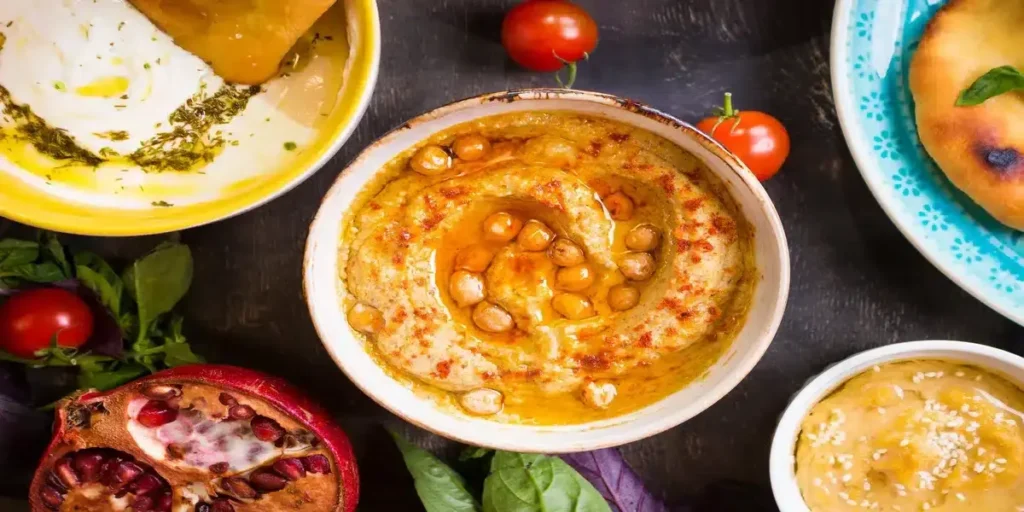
696;93;790;181
502;0;598;86
0;288;94;358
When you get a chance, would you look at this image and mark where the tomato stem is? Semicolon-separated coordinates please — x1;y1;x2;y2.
710;92;742;134
553;51;584;89
722;92;734;117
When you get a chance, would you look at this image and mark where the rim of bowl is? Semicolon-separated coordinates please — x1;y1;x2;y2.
303;88;791;452
830;1;1023;326
769;340;1024;512
0;0;381;236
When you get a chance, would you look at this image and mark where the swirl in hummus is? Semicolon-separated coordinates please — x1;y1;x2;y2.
339;112;756;424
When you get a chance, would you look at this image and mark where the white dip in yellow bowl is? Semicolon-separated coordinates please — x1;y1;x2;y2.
0;0;379;235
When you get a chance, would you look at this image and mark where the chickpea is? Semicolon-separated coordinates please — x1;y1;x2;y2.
517;220;555;251
450;271;486;308
625;223;661;251
619;252;656;281
347;303;384;334
548;238;585;267
555;264;595;292
472;302;514;333
455;244;494;272
459;388;504;416
452;134;491;161
482;212;523;243
409;145;452;175
608;285;640;311
551;292;595;320
604;192;634;221
581;381;617;409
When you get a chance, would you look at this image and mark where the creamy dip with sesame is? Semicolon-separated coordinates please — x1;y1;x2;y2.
795;361;1024;512
338;112;756;424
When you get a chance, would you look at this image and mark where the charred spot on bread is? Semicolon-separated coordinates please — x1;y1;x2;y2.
978;146;1022;174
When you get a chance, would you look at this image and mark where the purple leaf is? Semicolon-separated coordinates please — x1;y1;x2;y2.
0;363;51;497
561;448;670;512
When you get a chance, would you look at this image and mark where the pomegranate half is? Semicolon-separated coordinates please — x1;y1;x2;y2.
28;365;359;512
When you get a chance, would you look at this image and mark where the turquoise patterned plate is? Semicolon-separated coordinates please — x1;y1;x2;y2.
832;0;1024;324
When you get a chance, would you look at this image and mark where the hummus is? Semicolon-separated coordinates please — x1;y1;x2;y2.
795;361;1024;511
339;112;756;424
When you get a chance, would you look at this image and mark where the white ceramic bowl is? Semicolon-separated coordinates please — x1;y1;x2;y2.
770;340;1024;511
303;89;790;452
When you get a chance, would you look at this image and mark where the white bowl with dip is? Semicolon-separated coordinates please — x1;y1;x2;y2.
0;0;379;236
304;89;790;452
770;340;1024;511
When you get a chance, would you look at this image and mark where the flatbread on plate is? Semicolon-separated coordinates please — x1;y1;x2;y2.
128;0;337;85
910;0;1024;230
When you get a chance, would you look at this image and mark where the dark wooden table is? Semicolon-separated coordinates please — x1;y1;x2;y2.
4;0;1023;510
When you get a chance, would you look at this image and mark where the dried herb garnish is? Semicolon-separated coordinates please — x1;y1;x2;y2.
129;84;260;172
0;85;102;166
94;130;130;141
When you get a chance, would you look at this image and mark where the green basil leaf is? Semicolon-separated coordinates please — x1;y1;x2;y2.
956;65;1024;106
77;363;148;391
460;447;493;462
40;233;72;277
76;265;121;316
74;251;124;315
123;242;192;342
0;262;66;283
162;342;203;367
0;239;39;269
483;452;612;512
391;432;482;512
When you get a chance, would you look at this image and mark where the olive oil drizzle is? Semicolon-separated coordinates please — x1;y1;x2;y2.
129;84;260;171
0;77;259;172
0;84;103;166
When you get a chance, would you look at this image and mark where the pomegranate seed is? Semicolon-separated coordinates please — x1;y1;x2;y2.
210;499;235;512
218;393;237;406
46;472;66;492
125;473;164;496
137;400;179;428
111;461;145;491
156;491;172;511
228;404;255;420
301;454;332;474
132;495;155;511
249;468;288;492
209;462;230;474
142;385;181;400
53;457;80;488
100;456;127;486
73;451;106;482
220;477;258;499
195;503;211;512
250;416;285;442
272;458;306;481
40;485;64;509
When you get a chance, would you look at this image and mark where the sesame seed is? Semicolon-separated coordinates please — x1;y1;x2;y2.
956;493;966;501
955;371;965;377
873;365;881;372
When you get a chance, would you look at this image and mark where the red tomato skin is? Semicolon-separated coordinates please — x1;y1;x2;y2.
0;288;94;358
697;112;791;182
502;0;598;72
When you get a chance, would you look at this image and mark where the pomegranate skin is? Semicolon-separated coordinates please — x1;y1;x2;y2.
28;364;359;512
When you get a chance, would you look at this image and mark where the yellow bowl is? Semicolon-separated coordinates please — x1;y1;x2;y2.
0;0;380;236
